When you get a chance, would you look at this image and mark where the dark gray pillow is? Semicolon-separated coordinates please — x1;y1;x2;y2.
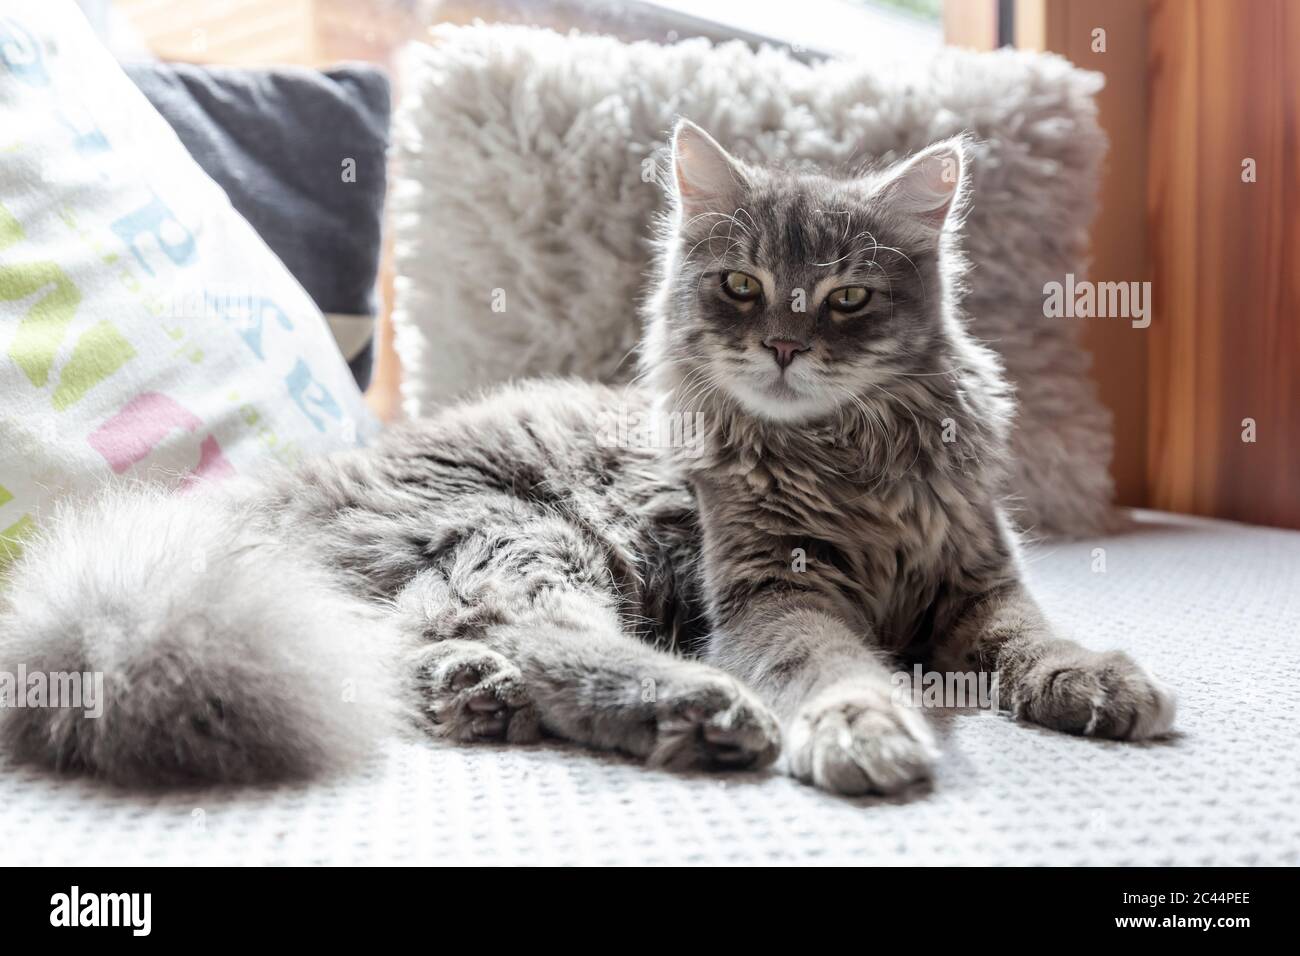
124;61;390;390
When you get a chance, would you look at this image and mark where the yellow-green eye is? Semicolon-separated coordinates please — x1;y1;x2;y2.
722;271;762;301
828;286;871;313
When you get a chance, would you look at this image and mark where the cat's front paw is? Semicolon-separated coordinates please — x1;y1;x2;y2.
648;677;781;772
787;685;939;796
1012;649;1176;740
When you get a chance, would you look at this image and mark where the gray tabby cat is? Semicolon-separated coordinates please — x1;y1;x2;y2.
0;121;1174;793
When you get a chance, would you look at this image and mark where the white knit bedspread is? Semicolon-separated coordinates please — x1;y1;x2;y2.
4;510;1297;866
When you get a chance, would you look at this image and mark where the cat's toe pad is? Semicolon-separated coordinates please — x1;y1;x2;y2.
788;687;939;796
1013;650;1176;740
649;678;781;772
423;645;540;744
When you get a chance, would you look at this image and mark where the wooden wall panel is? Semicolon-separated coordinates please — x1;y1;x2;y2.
1147;0;1300;528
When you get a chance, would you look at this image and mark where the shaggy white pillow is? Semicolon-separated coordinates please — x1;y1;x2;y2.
391;25;1114;536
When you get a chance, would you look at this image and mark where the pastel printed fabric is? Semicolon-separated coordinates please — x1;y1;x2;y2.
0;1;375;565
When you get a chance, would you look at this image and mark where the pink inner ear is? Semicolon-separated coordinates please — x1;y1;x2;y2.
893;150;960;228
675;144;717;198
914;153;960;203
674;156;706;199
673;126;739;210
929;152;962;192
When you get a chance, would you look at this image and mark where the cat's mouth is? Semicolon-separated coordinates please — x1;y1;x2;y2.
762;373;802;397
722;363;837;423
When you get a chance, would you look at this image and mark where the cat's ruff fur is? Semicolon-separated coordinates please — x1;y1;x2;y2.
0;125;1173;791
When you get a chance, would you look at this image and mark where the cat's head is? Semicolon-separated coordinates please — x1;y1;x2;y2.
644;120;971;425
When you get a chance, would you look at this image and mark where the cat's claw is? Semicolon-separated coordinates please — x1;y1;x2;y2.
787;685;939;796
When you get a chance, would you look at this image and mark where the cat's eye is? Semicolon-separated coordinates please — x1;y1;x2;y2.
828;286;872;313
721;271;762;302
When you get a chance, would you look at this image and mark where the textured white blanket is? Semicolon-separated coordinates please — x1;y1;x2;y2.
3;510;1296;865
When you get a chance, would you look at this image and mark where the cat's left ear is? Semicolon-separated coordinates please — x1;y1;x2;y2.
873;136;970;239
670;119;748;221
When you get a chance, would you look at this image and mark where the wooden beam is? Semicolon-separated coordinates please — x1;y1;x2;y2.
944;0;999;50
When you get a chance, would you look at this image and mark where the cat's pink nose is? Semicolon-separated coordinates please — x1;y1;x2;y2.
763;337;809;369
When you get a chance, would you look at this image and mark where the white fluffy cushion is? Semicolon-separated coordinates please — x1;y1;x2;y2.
0;1;374;565
391;25;1115;536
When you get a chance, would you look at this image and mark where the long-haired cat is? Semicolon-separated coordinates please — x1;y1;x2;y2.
0;121;1174;793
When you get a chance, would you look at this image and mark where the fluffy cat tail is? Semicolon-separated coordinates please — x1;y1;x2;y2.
0;484;404;786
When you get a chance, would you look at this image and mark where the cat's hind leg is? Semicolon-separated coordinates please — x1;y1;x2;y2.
395;508;780;771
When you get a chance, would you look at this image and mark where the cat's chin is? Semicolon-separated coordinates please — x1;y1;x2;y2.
725;376;839;425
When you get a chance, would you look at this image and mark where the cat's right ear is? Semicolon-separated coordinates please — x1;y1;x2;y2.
871;136;971;239
670;119;746;222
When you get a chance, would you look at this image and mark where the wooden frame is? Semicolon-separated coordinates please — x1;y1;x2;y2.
1146;0;1300;528
1018;0;1298;528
